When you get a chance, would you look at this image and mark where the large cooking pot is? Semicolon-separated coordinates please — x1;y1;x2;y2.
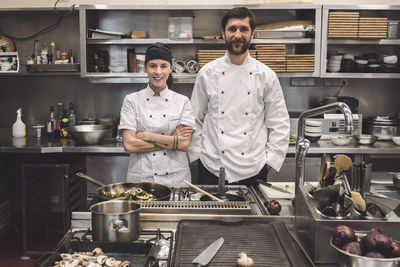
76;172;171;201
364;116;400;140
90;200;140;242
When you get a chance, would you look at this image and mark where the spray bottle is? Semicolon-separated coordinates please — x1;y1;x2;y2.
12;108;26;137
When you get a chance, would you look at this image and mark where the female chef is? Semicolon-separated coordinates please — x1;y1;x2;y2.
119;42;195;187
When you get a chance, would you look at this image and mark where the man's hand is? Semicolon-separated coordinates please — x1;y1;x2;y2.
173;125;193;137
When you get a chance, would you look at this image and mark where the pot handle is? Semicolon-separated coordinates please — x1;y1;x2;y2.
112;219;126;232
75;172;106;187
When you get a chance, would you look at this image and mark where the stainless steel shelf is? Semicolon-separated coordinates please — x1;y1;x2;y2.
87;38;315;45
84;72;317;83
323;73;400;79
328;39;400;45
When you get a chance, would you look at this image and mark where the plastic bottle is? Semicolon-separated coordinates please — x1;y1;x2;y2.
12;108;26;137
68;103;76;127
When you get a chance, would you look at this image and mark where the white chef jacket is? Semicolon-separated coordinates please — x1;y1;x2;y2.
119;85;195;187
189;53;290;183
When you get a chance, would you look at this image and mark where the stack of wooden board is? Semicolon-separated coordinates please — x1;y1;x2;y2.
358;17;388;39
328;11;359;38
197;50;256;68
255;44;286;72
286;54;315;72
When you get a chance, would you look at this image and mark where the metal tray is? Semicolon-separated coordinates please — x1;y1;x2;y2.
254;30;306;39
172;220;313;267
36;229;154;267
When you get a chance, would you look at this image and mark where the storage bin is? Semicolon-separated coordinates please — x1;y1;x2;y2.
168;17;193;40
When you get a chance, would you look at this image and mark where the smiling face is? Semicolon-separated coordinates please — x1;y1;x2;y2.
145;59;172;93
222;17;254;56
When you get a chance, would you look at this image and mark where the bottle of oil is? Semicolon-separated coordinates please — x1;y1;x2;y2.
56;102;64;136
60;109;69;138
68;103;76;128
46;105;56;137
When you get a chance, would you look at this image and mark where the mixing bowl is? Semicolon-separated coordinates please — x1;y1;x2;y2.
69;125;111;145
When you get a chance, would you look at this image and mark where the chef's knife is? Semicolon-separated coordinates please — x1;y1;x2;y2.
256;179;292;195
192;237;224;266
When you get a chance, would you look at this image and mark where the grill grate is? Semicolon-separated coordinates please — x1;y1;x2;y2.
173;220;310;267
138;201;252;215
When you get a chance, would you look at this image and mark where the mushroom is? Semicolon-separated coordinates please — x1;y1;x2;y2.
92;247;104;256
236;251;254;267
105;257;116;267
118;260;131;267
96;254;108;265
87;263;102;267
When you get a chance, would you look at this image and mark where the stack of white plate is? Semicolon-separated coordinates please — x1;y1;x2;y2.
305;120;322;142
327;54;343;72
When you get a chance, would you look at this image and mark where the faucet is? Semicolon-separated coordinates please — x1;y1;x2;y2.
295;102;354;194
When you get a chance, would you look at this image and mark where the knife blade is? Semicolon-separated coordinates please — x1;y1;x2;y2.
192;237;224;266
256;179;292;195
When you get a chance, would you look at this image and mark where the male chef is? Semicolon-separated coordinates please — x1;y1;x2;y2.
189;7;290;186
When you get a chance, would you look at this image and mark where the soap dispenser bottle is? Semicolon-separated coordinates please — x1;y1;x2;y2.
12;108;26;137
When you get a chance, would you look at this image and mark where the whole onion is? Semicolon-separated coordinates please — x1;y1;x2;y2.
342;242;363;256
333;225;356;247
389;240;400;258
265;200;281;215
362;228;392;254
365;251;385;258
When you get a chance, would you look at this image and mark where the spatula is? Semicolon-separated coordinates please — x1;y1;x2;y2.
351;191;366;213
334;154;352;177
321;160;331;187
318;153;327;187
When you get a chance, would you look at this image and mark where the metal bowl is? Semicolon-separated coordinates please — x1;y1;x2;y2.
330;237;400;267
69;125;111;145
354;134;378;145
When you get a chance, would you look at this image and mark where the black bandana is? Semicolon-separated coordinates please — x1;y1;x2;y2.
145;42;172;65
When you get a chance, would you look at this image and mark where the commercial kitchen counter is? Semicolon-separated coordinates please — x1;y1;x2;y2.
2;129;400;154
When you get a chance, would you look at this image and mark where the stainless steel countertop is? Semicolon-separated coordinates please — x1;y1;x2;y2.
2;129;400;154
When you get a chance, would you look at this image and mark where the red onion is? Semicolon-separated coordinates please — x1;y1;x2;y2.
342;242;363;256
332;225;356;247
265;200;281;215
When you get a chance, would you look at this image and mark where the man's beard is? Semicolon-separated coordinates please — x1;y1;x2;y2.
226;38;251;55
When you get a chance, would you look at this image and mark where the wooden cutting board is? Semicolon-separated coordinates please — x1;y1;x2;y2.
259;182;295;199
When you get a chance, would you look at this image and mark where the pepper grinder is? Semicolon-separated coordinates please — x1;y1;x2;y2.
218;167;227;194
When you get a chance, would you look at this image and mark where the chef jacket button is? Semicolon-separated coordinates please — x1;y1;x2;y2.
166;172;168;175
165;99;168;102
154;173;157;175
221;91;224;94
250;72;252;75
163;114;166;117
245;112;248;115
162;133;165;135
242;152;244;155
222;111;224;114
222;72;225;75
248;92;250;95
244;132;247;135
221;131;224;134
153;153;156;156
163;152;166;156
150;115;152;118
146;98;149;101
222;150;225;154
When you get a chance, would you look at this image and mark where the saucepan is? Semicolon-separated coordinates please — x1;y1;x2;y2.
76;172;171;201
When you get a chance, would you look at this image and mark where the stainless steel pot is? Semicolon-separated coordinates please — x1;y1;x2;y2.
90;200;140;242
365;116;400;140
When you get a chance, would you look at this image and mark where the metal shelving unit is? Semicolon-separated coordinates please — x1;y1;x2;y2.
79;4;322;83
320;5;400;79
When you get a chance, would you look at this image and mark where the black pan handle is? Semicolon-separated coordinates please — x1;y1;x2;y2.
76;172;106;187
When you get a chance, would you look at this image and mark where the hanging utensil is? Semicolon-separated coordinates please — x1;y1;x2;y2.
321;160;331;186
318;154;327;187
334;154;352;177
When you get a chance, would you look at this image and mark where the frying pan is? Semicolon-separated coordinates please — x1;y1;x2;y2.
76;172;171;201
200;193;246;202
